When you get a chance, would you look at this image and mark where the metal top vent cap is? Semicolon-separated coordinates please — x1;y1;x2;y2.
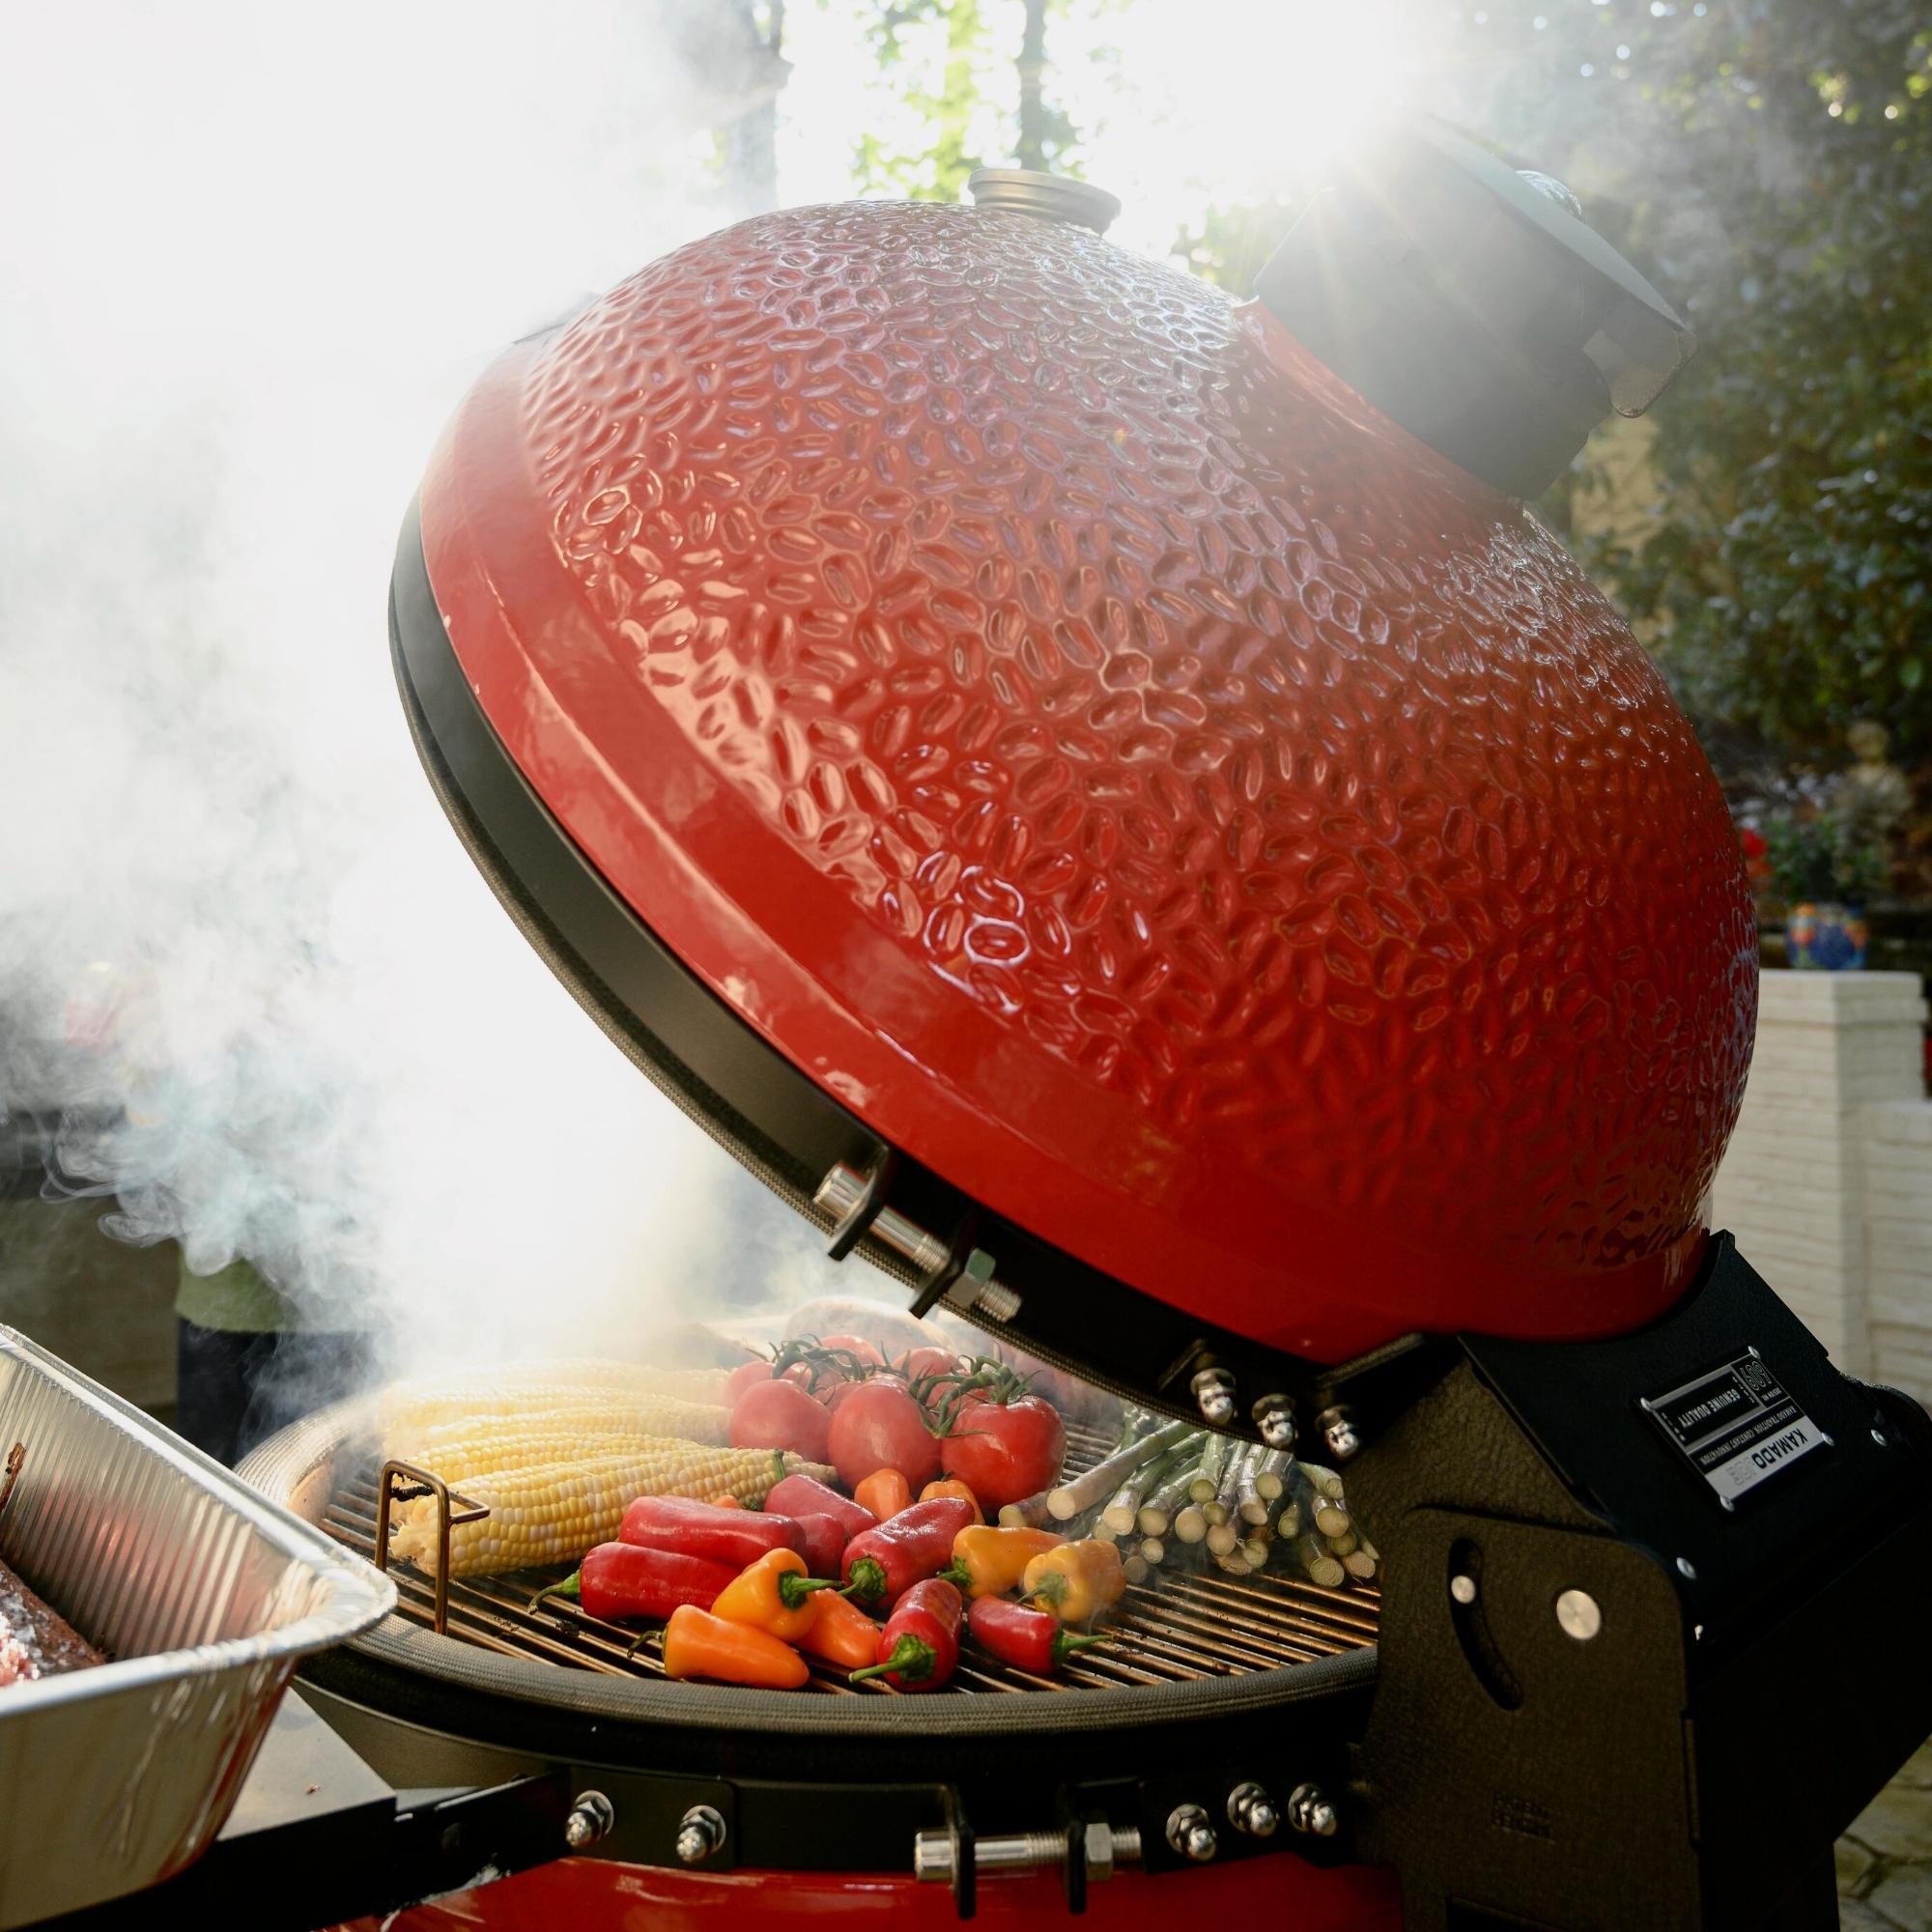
1255;115;1694;498
966;167;1122;234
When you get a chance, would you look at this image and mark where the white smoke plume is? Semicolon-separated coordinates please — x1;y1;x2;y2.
0;1;847;1379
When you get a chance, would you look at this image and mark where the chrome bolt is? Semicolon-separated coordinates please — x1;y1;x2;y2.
563;1790;614;1851
1081;1818;1119;1883
1191;1369;1237;1428
1316;1405;1361;1461
1555;1588;1603;1642
1676;1557;1697;1581
1449;1574;1478;1605
956;1248;1021;1322
1227;1781;1278;1837
1287;1783;1339;1838
913;1823;1142;1884
1252;1395;1297;1450
1166;1802;1217;1862
675;1803;727;1865
912;1832;955;1884
1871;1426;1889;1447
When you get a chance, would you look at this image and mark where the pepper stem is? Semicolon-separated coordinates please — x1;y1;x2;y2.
777;1574;842;1610
842;1557;888;1605
1028;1569;1068;1610
1050;1628;1108;1665
849;1634;936;1685
527;1571;582;1614
934;1559;973;1592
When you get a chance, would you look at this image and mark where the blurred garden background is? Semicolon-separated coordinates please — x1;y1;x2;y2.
671;0;1932;984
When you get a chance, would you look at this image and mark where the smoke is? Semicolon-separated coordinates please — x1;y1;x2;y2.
0;1;846;1381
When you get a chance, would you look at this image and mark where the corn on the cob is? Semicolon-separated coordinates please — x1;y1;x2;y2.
392;1428;725;1489
383;1385;730;1449
391;1444;835;1577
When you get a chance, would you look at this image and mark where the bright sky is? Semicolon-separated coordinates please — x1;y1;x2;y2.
777;0;1449;261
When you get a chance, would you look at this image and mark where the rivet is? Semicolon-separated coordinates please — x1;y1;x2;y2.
1555;1588;1602;1641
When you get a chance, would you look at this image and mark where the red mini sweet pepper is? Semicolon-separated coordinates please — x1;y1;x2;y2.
764;1474;878;1542
850;1577;964;1690
620;1495;802;1570
528;1542;737;1621
967;1595;1107;1675
784;1511;849;1579
840;1495;976;1608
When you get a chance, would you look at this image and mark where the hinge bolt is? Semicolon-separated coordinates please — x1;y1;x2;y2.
1316;1405;1360;1461
1251;1396;1296;1450
1191;1369;1237;1428
1165;1802;1218;1861
1287;1783;1339;1838
563;1790;614;1851
1227;1781;1278;1837
675;1803;727;1864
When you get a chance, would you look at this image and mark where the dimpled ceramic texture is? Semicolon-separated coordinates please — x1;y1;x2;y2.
421;200;1757;1359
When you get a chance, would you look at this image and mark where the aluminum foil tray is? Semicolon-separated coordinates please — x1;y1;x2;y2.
0;1324;394;1926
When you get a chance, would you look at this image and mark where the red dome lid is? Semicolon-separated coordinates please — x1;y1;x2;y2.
411;194;1756;1365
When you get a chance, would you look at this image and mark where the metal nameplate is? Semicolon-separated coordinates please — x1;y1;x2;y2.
1638;1349;1831;1509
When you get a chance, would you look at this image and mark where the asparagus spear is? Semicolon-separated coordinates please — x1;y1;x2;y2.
1314;1499;1351;1540
1252;1450;1290;1503
1172;1501;1209;1545
1047;1418;1192;1521
1122;1551;1151;1585
1288;1532;1348;1589
1274;1463;1318;1541
1298;1462;1348;1502
1138;1535;1166;1566
1206;1519;1241;1557
1187;1435;1230;1506
999;1492;1054;1528
1343;1549;1378;1581
1102;1436;1195;1536
1239;1536;1272;1570
1205;1441;1256;1535
1139;1435;1212;1537
1236;1446;1273;1526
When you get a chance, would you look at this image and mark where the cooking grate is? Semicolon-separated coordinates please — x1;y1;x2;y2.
319;1425;1378;1696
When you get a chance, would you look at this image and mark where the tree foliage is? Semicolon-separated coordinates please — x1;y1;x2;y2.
855;0;989;200
853;0;1090;200
1557;0;1932;762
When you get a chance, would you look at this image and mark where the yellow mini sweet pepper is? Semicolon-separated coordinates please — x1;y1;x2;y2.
939;1524;1062;1599
1021;1540;1125;1624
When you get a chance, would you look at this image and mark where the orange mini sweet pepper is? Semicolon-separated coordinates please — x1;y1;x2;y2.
797;1588;880;1670
854;1467;912;1521
709;1547;839;1643
1020;1540;1125;1624
918;1478;982;1524
938;1523;1062;1599
661;1605;809;1689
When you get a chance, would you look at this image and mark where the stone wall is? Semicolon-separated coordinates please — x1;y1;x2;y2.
1711;970;1931;1399
1864;1096;1932;1407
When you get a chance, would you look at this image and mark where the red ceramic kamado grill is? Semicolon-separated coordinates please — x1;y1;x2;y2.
237;120;1932;1932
